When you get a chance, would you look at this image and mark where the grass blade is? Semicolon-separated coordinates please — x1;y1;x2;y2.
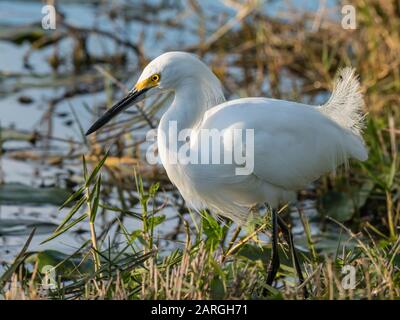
56;196;86;232
0;228;36;289
59;186;84;210
90;174;101;223
85;151;109;187
41;213;87;245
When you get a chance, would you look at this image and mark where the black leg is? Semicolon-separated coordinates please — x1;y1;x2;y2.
277;215;309;298
266;209;280;287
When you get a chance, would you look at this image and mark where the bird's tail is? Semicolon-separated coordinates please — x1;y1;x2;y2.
320;67;365;136
319;67;368;161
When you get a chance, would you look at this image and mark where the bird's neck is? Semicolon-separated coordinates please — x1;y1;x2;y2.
157;79;225;163
160;79;225;135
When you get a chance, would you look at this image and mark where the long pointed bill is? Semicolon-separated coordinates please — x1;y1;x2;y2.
85;87;149;136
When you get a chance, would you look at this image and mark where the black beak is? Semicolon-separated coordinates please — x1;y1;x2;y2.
85;87;149;136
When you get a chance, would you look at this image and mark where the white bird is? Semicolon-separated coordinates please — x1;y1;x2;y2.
86;51;368;295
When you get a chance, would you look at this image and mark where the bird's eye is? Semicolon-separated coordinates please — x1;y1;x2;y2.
151;74;160;82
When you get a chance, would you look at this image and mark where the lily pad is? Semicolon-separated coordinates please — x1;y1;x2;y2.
0;218;57;236
321;191;355;222
26;250;93;278
320;181;374;222
237;243;302;265
296;232;356;255
0;183;70;206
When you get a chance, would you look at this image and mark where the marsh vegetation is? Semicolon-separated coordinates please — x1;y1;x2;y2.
0;0;399;299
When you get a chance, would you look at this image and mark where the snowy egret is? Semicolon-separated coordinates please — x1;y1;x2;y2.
86;52;368;295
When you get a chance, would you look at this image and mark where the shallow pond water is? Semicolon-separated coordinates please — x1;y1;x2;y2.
0;0;341;265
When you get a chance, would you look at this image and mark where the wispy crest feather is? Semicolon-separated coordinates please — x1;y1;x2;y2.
319;67;366;137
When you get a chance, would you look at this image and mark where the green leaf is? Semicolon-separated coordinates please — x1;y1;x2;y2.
90;175;102;223
85;152;109;187
148;215;166;229
386;159;396;189
41;213;87;244
59;186;84;210
210;276;225;299
149;182;160;197
82;155;88;181
130;230;146;246
130;230;142;241
56;196;86;232
202;212;224;251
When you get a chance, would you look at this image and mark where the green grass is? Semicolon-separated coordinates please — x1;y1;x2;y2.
1;145;399;299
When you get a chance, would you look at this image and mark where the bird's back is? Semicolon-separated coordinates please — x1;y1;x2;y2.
200;96;367;190
167;96;366;224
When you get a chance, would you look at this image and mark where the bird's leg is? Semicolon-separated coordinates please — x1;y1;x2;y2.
266;209;280;287
276;215;309;298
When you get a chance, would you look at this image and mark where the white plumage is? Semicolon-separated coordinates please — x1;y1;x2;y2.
87;51;368;226
143;52;367;224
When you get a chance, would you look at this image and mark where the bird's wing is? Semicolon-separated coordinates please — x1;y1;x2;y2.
200;97;361;190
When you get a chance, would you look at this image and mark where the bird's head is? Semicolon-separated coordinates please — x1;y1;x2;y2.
85;51;218;136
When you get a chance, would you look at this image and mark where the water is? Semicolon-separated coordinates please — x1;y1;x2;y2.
0;0;340;265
